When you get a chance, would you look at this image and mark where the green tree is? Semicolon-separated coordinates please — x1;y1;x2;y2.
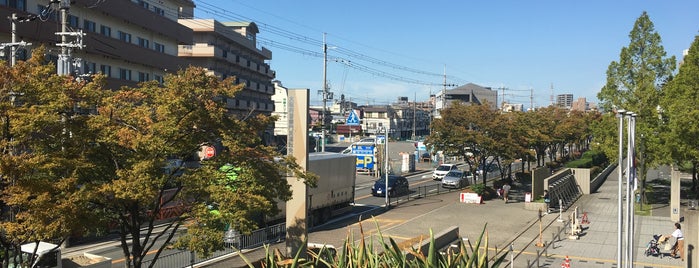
0;48;102;265
660;35;699;192
596;11;676;202
81;67;312;268
427;102;502;185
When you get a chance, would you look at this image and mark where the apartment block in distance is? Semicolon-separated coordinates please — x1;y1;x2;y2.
0;0;195;88
178;19;276;117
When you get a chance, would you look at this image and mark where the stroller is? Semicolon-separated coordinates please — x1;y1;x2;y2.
644;234;663;258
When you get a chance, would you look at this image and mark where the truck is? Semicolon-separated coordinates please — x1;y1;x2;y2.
302;152;357;226
225;152;357;243
13;241;111;268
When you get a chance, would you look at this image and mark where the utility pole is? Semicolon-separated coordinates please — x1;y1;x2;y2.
2;14;33;67
321;33;327;152
56;0;85;76
412;92;416;140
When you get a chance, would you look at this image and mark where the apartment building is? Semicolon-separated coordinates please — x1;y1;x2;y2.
434;83;498;118
178;19;275;117
0;0;194;88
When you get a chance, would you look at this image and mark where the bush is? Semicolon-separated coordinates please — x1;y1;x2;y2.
244;221;507;267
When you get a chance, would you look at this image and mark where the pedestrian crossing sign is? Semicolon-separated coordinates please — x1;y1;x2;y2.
347;110;360;125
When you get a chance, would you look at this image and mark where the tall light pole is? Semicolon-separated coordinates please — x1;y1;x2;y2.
626;112;636;267
616;109;625;267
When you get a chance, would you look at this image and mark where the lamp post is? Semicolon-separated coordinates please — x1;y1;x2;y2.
616;109;625;268
626;112;636;267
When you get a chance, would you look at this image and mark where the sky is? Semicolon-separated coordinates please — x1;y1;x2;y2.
193;1;699;109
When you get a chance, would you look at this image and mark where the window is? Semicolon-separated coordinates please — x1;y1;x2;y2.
68;15;79;28
118;31;131;43
153;6;165;16
100;25;111;37
2;0;26;11
84;61;96;74
154;75;163;84
137;0;149;9
153;42;164;53
119;68;132;80
100;64;111;77
138;72;149;82
83;20;96;32
37;4;57;20
137;37;149;48
222;50;227;58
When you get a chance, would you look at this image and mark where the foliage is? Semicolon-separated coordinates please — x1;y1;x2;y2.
0;60;314;268
0;47;105;266
596;11;676;203
470;183;487;197
660;34;699;192
242;221;506;268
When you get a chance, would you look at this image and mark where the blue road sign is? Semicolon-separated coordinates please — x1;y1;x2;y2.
347;110;360;126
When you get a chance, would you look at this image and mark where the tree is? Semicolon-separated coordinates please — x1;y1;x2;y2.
596;11;676;202
0;47;102;266
660;35;699;192
427;102;502;185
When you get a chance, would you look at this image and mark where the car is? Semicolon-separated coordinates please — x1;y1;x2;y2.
371;175;409;197
441;170;472;189
432;164;458;180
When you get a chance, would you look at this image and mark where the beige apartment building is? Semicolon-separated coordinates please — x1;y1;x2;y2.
178;19;276;117
0;0;194;88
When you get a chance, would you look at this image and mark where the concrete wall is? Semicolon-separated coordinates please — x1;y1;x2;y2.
531;167;550;199
406;226;460;261
571;168;591;194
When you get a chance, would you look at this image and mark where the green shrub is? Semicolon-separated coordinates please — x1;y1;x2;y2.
241;221;506;267
471;183;487;196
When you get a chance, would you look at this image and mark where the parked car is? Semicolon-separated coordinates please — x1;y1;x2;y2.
441;170;472;189
371;176;409;197
432;164;458;180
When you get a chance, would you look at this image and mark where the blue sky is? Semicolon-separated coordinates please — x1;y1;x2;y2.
194;1;699;109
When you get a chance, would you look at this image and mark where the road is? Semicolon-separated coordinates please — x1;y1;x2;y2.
73;141;518;267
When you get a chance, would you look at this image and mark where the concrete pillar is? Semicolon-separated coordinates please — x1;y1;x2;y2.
671;166;681;223
286;88;309;257
685;209;697;268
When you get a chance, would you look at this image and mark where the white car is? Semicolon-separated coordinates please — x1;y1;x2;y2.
432;164;458;180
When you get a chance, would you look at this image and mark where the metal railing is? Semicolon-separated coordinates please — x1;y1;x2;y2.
142;223;286;268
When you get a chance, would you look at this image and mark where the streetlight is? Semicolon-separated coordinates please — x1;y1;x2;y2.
616;109;625;268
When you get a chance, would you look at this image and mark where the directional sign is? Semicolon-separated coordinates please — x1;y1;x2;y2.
346;110;360;126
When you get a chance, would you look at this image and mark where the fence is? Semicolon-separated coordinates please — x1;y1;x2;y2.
142;223;286;268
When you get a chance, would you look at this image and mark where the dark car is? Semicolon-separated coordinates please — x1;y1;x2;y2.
371;176;409;197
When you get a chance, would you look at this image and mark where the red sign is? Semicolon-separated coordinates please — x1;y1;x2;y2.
204;146;216;159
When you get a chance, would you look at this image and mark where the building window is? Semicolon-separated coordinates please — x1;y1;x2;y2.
118;31;131;43
138;72;149;82
2;0;26;11
84;61;96;74
119;68;132;80
137;0;149;9
154;74;163;84
100;64;111;77
137;37;149;48
100;25;111;37
153;42;164;53
83;20;96;32
67;15;79;28
153;6;165;16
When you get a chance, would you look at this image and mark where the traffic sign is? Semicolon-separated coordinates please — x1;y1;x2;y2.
204;146;216;159
376;135;386;144
346;110;360;126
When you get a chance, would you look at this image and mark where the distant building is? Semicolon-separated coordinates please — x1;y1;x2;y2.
178;19;275;117
435;83;498;118
556;94;574;109
571;97;598;112
502;102;524;112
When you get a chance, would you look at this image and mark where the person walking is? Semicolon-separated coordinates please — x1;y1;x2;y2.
502;182;511;203
543;190;551;214
663;222;684;261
